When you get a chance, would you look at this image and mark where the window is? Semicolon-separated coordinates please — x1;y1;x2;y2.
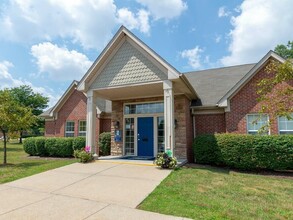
65;121;75;137
278;114;293;134
247;114;269;135
78;121;86;136
125;118;135;155
157;116;165;153
125;102;164;115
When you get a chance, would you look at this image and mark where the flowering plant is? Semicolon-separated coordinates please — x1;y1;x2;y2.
73;146;94;163
154;152;177;169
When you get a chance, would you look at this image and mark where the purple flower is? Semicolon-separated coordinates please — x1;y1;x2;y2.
85;146;91;153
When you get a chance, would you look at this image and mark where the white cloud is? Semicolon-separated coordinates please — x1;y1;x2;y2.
137;0;187;21
218;6;231;18
0;0;117;50
221;0;293;66
180;46;204;69
117;8;150;34
0;60;60;107
215;35;222;43
31;42;92;81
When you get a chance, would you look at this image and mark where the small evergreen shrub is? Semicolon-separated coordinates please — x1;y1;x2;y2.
23;137;37;156
54;138;74;157
194;134;293;170
99;132;111;156
154;152;177;169
35;137;47;156
72;137;86;151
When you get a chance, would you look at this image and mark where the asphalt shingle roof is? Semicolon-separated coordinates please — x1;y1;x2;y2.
184;63;256;107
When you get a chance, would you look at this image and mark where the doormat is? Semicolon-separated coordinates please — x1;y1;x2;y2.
122;156;155;161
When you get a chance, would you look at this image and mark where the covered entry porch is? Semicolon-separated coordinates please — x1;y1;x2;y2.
77;26;197;160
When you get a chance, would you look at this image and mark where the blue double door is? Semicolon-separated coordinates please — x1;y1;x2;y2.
137;117;154;157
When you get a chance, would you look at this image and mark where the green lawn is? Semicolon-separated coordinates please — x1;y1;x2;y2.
0;140;77;184
139;165;293;220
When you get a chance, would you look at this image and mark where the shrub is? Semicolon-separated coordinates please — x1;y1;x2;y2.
154;152;177;169
72;137;86;151
24;137;88;158
35;137;47;156
23;137;37;156
55;138;74;157
193;134;293;170
74;146;94;163
99;132;111;156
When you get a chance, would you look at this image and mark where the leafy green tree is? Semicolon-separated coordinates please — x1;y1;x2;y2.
257;42;293;126
274;41;293;59
0;89;36;164
9;85;49;143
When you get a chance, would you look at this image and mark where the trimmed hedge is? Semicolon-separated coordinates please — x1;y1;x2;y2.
72;137;86;151
23;137;85;157
99;132;111;156
194;134;293;170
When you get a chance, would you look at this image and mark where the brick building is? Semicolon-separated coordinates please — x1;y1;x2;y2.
42;26;292;162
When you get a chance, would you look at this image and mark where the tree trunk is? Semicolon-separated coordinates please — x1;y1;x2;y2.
3;131;7;165
19;131;23;144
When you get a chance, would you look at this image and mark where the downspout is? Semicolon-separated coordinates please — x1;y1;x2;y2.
193;114;196;138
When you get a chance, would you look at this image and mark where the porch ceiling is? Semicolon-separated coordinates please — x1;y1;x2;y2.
93;79;192;101
94;82;163;100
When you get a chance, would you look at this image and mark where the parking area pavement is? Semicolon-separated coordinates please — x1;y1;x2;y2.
0;161;190;220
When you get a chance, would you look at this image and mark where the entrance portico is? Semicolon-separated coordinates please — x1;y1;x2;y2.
78;26;197;159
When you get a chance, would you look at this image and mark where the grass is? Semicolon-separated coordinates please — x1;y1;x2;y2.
139;165;293;220
0;140;77;184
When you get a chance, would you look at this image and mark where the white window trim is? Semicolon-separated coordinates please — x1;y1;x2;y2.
278;113;293;134
78;120;87;136
246;114;270;135
65;121;75;137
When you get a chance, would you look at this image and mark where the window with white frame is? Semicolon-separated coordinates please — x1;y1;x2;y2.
78;120;86;136
65;121;75;137
278;114;293;134
247;114;269;135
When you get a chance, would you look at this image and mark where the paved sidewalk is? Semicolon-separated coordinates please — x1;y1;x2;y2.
0;161;190;219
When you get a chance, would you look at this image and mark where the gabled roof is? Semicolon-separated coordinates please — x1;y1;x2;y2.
185;63;256;107
40;80;79;118
77;26;197;99
218;50;285;108
40;80;112;119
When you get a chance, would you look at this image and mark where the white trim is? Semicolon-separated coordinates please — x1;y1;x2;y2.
78;120;87;137
278;113;293;134
65;121;75;137
246;114;270;135
218;51;286;110
50;81;79;117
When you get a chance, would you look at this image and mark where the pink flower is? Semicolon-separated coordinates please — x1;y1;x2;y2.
85;146;91;153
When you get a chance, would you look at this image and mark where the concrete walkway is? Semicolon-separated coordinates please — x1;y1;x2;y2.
0;161;190;220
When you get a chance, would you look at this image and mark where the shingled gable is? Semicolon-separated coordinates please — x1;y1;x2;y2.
217;50;285;111
77;26;197;100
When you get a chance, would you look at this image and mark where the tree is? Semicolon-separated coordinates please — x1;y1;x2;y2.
274;41;293;59
257;42;293;128
0;89;36;164
9;85;49;143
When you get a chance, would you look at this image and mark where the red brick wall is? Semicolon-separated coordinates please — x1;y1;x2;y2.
44;90;111;143
194;114;226;135
45;121;56;136
226;63;293;134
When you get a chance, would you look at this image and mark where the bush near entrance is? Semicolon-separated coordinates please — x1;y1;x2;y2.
194;134;293;170
23;137;86;157
99;132;111;156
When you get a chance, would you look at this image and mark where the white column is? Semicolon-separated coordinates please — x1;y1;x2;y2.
163;80;175;157
86;90;97;155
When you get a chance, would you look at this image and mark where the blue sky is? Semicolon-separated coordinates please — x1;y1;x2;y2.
0;0;292;107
